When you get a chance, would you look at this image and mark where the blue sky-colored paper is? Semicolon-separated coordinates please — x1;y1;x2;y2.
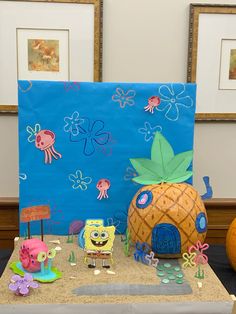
18;81;196;235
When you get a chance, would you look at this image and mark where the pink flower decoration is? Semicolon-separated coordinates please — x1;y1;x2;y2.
188;240;209;265
64;82;80;92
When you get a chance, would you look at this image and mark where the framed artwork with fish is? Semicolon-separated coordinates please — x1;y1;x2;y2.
0;0;103;113
17;28;70;81
187;4;236;121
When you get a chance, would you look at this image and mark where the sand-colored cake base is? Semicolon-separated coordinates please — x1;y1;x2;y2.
0;235;232;305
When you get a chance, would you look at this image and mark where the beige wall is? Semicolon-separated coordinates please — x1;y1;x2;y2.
0;115;18;196
1;0;236;197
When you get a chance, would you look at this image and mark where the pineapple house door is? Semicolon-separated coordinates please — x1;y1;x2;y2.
152;223;181;254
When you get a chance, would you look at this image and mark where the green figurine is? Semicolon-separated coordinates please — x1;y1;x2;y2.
121;228;132;257
195;265;205;279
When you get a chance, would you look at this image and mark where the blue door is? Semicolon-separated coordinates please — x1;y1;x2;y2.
151;223;181;254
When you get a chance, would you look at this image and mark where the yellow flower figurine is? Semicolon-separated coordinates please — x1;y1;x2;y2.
182;252;197;268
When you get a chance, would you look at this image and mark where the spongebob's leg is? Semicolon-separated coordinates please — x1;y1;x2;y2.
102;259;110;269
88;258;96;268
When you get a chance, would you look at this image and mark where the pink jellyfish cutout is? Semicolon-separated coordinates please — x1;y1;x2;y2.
144;96;161;114
35;130;62;164
96;179;110;200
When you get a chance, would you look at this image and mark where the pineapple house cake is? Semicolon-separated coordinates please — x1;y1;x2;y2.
128;132;207;258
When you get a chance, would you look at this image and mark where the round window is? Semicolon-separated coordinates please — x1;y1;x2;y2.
136;190;153;209
195;212;207;233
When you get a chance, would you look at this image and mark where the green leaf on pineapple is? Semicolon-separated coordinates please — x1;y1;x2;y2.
129;132;194;185
167;171;193;183
166;151;193;178
151;132;174;174
130;158;164;178
132;175;162;185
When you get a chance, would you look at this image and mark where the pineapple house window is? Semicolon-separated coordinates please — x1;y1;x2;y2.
196;212;207;233
136;191;153;209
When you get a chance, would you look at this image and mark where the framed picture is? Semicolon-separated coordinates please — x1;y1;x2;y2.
219;39;236;90
0;0;103;113
17;28;70;81
187;4;236;120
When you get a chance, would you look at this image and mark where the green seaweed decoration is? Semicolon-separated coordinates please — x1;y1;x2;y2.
121;228;132;257
66;234;74;243
130;132;193;185
195;265;205;279
68;251;77;264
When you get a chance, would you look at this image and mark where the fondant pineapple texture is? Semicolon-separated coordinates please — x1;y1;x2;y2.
128;133;207;258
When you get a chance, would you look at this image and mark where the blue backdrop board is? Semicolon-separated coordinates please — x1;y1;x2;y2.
18;81;196;236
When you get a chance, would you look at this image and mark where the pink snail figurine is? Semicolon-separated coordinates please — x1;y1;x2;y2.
35;130;62;164
19;238;48;273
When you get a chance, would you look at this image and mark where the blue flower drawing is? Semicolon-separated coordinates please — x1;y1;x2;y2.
112;210;128;234
106;217;121;231
112;88;136;108
157;84;193;121
138;122;162;142
68;170;92;191
70;118;110;156
26;124;41;143
19;173;27;183
124;166;138;185
64;111;84;136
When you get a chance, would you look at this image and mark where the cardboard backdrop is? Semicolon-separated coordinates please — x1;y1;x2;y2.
18;81;196;236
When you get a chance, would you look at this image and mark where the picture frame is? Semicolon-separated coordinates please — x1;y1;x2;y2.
17;28;70;82
0;0;103;113
187;4;236;121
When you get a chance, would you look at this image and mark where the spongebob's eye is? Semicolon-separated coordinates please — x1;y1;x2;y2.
37;251;47;262
101;231;109;239
47;248;56;259
91;231;99;238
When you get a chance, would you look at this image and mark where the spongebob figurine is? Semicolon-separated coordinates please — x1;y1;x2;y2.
84;222;115;268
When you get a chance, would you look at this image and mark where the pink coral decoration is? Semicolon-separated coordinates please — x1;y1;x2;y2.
19;238;48;272
188;240;209;265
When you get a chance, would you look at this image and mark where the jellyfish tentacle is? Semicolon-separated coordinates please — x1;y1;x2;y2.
47;148;52;164
99;191;103;200
51;145;62;159
45;150;48;164
49;147;58;160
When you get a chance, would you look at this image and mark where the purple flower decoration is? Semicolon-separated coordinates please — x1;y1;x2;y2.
9;274;39;296
70;118;110;156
